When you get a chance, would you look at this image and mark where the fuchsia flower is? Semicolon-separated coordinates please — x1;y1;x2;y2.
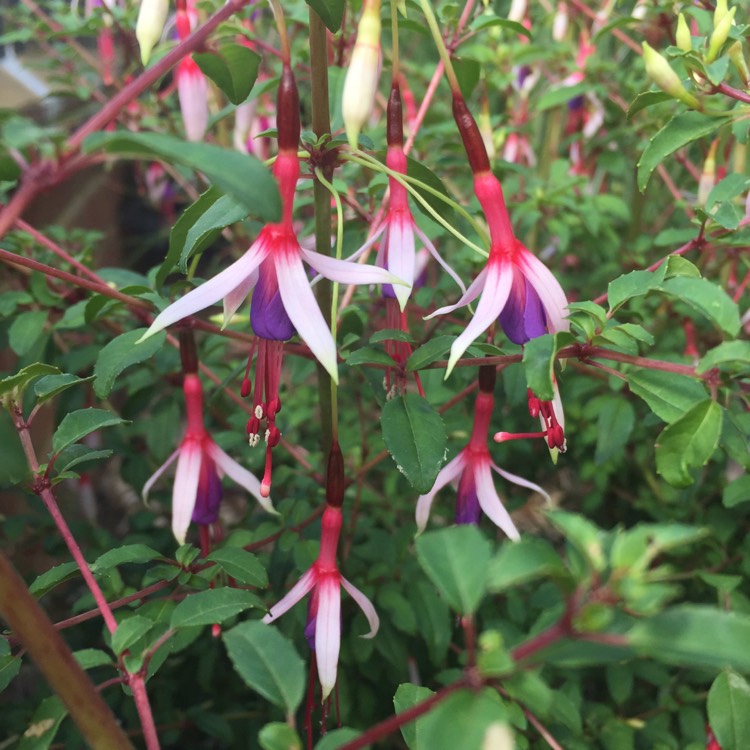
416;370;549;537
143;373;275;544
427;170;569;374
175;2;208;142
357;83;464;311
263;506;379;700
141;148;400;383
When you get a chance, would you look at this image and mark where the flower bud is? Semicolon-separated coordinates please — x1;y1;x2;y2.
642;42;699;108
728;41;750;86
342;0;381;148
552;2;568;41
136;0;168;65
508;0;526;23
675;13;691;52
697;139;717;206
707;6;735;63
714;0;729;27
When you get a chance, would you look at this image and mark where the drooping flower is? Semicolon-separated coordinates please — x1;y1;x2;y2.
143;372;275;544
175;1;209;141
141;67;401;384
263;505;379;700
416;368;549;537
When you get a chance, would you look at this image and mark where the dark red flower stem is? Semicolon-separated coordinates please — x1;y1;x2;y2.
478;364;496;394
179;329;199;375
277;64;301;152
452;94;490;175
387;81;404;148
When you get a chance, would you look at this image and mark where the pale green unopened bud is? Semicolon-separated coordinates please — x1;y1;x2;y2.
342;0;381;148
697;139;717;206
676;13;691;52
642;42;700;108
136;0;168;65
728;41;750;86
707;7;736;63
714;0;729;27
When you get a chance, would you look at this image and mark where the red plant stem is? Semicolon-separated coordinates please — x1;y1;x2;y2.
66;0;251;152
336;679;467;750
511;620;569;663
715;82;750;105
0;172;39;239
0;551;135;750
12;409;161;750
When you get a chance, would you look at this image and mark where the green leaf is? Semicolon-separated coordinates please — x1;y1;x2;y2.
607;264;667;312
258;722;303;750
346;347;395;367
595;398;635;464
304;0;345;32
627;369;707;423
706;174;750;211
54;444;113;476
405;156;456;225
91;544;161;572
627;90;673;120
0;363;59;401
381;394;446;494
370;328;414;344
453;57;480;99
407;336;456;371
8;310;47;356
112;615;155;654
93;328;167;398
486;537;567;592
708;671;750;750
415;526;491;615
52;408;127;455
522;333;556;401
193;44;260;105
724;476;750;508
0;655;21;692
655;400;723;487
206;547;268;587
83;131;281;220
698;340;750;374
629;606;750;672
393;683;435;749
33;373;93;404
73;649;114;670
314;729;365;750
17;696;66;750
420;689;512;750
223;621;305;713
469;15;531;38
546;510;606;571
638;112;732;192
171;588;263;629
29;562;80;597
158;187;248;287
659;276;740;336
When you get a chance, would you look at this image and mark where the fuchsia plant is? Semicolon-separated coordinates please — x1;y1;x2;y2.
2;0;750;748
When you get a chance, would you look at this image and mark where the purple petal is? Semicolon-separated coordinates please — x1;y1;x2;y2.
498;270;547;345
250;259;296;341
455;466;482;526
517;249;569;334
191;455;223;525
416;450;468;533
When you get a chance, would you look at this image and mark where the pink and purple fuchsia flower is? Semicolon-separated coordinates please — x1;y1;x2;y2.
142;372;276;545
416;367;549;538
263;505;379;700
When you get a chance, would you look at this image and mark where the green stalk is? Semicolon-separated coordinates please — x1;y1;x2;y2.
0;550;134;750
309;8;335;450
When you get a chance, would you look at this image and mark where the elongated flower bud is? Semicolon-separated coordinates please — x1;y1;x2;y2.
697;139;718;206
676;13;691;52
714;0;729;27
342;0;382;148
552;2;568;41
707;7;735;63
508;0;526;23
642;42;699;108
729;41;750;86
136;0;168;65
